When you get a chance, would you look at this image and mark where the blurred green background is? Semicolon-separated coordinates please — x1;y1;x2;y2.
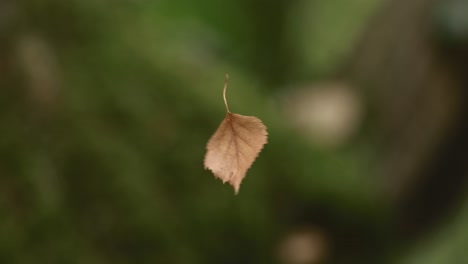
1;0;468;263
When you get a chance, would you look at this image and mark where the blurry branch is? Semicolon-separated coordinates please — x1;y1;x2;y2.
0;1;66;219
17;34;61;113
239;0;299;89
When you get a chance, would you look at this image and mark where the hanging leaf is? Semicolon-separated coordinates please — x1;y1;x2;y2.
204;74;268;194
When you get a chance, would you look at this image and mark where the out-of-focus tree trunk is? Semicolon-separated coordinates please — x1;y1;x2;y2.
342;0;468;238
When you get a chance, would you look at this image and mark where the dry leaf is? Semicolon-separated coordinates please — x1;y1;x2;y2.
204;74;268;194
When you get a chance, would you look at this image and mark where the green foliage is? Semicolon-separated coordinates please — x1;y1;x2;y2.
2;0;467;264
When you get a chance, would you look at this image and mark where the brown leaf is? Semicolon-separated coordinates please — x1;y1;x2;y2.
204;74;268;194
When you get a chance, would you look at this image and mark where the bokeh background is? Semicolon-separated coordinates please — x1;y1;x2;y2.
1;0;468;263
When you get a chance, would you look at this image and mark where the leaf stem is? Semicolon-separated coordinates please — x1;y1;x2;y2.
223;73;230;113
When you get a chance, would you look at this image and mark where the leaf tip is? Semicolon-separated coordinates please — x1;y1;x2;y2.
233;185;240;195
